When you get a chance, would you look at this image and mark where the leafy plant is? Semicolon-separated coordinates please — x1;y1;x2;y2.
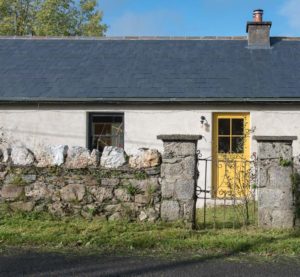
279;157;292;167
251;183;257;189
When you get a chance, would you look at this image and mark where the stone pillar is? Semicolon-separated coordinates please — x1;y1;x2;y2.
254;136;297;229
157;134;202;228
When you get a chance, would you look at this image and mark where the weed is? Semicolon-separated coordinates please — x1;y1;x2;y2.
87;207;96;216
10;175;25;186
146;185;157;206
279;157;292;167
134;171;148;180
124;182;141;196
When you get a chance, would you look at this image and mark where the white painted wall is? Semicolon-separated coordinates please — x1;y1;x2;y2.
1;103;300;155
1;103;300;207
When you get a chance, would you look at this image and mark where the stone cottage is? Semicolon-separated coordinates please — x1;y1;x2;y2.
1;9;300;199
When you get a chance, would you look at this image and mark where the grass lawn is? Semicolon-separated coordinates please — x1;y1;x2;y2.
1;208;300;259
196;201;258;229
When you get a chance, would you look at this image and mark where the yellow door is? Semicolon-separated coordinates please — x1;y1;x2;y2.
212;113;250;198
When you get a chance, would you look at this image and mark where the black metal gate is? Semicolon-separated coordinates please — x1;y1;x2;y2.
196;151;258;229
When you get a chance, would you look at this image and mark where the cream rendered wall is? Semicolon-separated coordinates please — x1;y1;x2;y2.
1;104;300;207
1;104;300;155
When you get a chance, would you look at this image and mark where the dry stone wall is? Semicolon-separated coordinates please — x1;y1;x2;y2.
0;135;201;227
0;145;162;222
0;166;161;221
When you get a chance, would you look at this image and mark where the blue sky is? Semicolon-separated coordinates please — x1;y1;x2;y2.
98;0;300;37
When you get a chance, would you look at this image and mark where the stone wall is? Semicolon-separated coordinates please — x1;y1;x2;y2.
254;136;297;229
0;145;162;222
158;135;201;228
0;135;202;226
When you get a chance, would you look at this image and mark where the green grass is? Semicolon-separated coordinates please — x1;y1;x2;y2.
196;201;257;229
1;210;300;258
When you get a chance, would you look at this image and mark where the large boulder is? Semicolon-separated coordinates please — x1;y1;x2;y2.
129;149;161;169
36;145;68;167
65;146;99;169
89;149;100;167
100;146;126;168
10;146;34;166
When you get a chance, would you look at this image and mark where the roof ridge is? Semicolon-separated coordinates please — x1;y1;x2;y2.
1;36;300;41
0;36;249;41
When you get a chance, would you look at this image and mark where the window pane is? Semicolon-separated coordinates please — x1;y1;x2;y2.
94;123;111;135
111;122;124;148
232;119;244;135
232;137;244;153
90;114;124;152
218;137;230;153
92;123;112;151
218;119;230;135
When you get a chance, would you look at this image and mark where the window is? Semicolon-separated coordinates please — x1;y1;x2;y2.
218;118;244;154
88;113;124;153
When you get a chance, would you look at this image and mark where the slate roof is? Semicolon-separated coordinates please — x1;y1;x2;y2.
1;37;300;103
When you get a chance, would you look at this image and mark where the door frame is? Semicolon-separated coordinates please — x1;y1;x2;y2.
212;112;251;198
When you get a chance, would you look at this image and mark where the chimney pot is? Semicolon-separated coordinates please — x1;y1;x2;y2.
253;9;263;22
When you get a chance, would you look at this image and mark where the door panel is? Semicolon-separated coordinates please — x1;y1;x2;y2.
212;113;250;198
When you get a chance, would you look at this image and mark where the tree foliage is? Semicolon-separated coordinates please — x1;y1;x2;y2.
0;0;107;36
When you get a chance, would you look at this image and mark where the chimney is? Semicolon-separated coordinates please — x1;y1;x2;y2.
246;9;272;49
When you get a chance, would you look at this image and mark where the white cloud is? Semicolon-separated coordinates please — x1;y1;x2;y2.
279;0;300;29
107;10;183;36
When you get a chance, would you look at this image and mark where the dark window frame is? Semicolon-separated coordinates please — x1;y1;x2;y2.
87;112;125;151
